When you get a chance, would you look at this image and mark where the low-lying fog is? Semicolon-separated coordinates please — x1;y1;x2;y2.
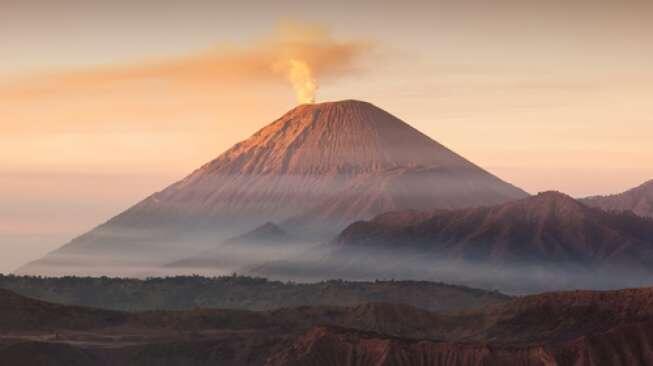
19;238;653;295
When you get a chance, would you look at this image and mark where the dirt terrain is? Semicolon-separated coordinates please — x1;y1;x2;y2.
3;287;653;365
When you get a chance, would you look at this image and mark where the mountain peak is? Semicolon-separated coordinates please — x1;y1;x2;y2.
193;99;475;177
582;179;653;219
636;179;653;190
248;222;287;238
290;99;376;112
360;191;589;229
504;191;588;220
277;99;393;134
535;190;572;198
532;191;579;205
226;222;289;244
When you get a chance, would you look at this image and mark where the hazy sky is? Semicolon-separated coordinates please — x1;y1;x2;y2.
2;0;653;272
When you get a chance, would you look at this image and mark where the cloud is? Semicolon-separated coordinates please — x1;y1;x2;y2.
1;21;371;103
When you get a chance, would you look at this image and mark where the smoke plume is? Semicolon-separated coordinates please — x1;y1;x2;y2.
279;59;318;104
267;22;366;103
1;22;370;104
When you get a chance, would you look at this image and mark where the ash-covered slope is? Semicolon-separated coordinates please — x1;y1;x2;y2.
259;192;653;293
583;179;653;218
19;100;526;276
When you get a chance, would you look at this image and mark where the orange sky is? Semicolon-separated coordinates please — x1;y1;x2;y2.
1;0;653;272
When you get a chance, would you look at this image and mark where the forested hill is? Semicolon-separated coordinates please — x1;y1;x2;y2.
0;274;508;312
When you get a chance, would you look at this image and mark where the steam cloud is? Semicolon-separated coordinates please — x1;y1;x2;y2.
276;59;318;104
1;22;370;104
266;21;370;103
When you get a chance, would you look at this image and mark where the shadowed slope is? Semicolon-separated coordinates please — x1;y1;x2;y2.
337;191;653;267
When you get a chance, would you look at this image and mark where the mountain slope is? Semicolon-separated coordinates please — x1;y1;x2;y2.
257;192;653;293
583;179;653;218
336;191;653;267
18;100;527;276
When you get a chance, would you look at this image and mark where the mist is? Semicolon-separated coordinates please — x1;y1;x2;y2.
16;216;653;295
252;244;653;295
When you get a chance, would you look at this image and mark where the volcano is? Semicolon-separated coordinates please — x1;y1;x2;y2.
19;100;527;276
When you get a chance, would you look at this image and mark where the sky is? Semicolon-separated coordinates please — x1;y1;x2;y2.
2;0;653;272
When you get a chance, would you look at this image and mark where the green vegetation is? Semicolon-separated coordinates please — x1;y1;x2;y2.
0;274;508;312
